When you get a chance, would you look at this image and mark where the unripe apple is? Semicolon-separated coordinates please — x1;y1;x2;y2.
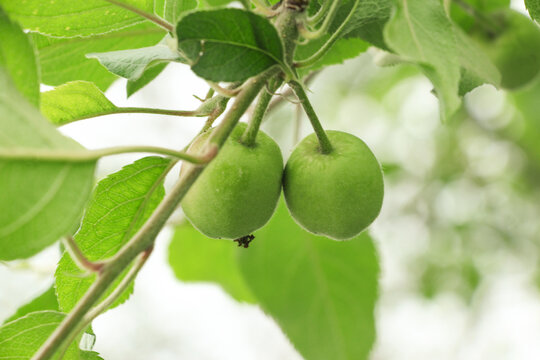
181;123;283;239
283;131;384;240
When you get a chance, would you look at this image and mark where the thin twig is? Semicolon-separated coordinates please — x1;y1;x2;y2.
206;81;243;97
63;237;104;273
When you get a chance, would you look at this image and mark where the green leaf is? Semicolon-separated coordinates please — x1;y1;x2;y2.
0;8;39;107
0;68;95;261
238;202;380;360
41;81;117;126
3;286;59;324
155;0;198;23
127;62;168;97
176;8;285;82
168;222;256;303
33;23;165;91
55;157;171;312
0;311;102;360
0;311;78;359
318;0;393;49
87;42;183;81
384;0;461;121
0;0;154;37
295;36;369;77
526;0;540;22
81;351;104;360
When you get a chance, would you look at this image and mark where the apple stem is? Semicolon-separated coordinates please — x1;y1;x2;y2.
288;80;333;154
241;76;284;147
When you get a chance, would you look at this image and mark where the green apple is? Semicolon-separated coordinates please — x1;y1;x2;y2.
283;131;384;240
181;123;283;239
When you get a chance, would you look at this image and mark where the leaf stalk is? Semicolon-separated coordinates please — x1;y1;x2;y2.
307;0;331;25
103;0;174;32
299;0;340;40
0;145;213;164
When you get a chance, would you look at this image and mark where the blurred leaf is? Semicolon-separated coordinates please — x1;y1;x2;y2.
3;286;59;324
127;63;168;97
472;10;540;90
176;8;284;82
0;8;39;107
363;63;419;101
238;202;380;360
420;260;481;302
525;0;540;23
508;77;540;167
0;68;95;261
87;43;183;81
33;23;165;91
168;222;256;303
384;0;461;121
450;0;510;31
0;0;153;37
41;81;117;126
55;157;170;312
